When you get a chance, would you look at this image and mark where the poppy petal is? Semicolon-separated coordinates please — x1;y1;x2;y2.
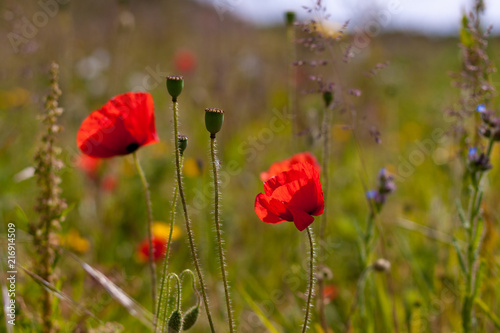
289;207;315;231
255;193;287;224
77;92;158;158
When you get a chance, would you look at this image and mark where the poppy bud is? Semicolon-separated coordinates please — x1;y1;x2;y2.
323;91;333;108
166;76;184;101
373;258;391;272
205;108;224;138
182;306;200;330
285;11;296;27
168;310;183;333
178;134;188;156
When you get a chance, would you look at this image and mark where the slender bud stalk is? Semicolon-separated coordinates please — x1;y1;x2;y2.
210;135;235;333
155;157;182;332
168;82;215;332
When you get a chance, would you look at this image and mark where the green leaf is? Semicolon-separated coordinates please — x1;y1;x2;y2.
452;237;467;275
14;205;29;226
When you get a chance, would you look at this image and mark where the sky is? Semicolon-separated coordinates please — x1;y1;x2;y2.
200;0;500;35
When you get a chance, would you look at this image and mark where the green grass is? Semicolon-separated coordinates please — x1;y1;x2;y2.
1;1;500;332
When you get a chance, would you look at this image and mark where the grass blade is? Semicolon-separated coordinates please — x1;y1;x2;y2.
67;252;153;329
238;285;280;333
475;298;500;330
20;266;101;323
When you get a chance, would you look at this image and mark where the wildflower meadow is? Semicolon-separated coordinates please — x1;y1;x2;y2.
1;0;500;332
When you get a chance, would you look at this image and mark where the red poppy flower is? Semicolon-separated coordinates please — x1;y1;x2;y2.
260;152;320;182
255;161;324;231
102;175;118;192
138;236;167;263
174;49;197;74
77;92;159;158
75;154;101;180
323;284;339;305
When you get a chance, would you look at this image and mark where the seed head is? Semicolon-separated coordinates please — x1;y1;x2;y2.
166;75;184;101
205;108;224;138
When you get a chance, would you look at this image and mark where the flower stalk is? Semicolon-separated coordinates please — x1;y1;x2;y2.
167;76;215;332
462;135;495;332
210;133;235;333
132;151;157;316
303;226;316;333
155;159;181;331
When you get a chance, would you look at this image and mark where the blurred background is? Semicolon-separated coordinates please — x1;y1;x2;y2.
1;0;500;331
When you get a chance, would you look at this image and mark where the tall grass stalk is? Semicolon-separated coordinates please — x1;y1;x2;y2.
132;151;157;317
318;96;332;331
210;136;235;332
285;11;298;140
32;62;66;333
171;99;216;332
462;136;495;332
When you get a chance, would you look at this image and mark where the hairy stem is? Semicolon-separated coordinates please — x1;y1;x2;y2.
155;158;181;332
133;151;157;317
303;226;316;333
172;99;215;332
210;136;235;332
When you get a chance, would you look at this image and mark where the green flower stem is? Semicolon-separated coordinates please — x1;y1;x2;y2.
210;136;235;333
462;136;495;332
302;226;316;333
155;158;182;332
132;151;156;317
172;100;216;332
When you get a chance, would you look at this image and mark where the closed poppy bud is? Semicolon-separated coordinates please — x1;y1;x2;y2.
168;310;183;333
285;11;296;26
166;76;184;101
178;134;188;156
182;306;199;330
323;91;333;108
205;108;224;137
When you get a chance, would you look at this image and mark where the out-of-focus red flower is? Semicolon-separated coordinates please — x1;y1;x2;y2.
255;161;324;231
323;284;339;305
138;236;167;263
174;49;197;74
260;152;320;182
77;92;159;158
102;175;118;192
75;154;101;180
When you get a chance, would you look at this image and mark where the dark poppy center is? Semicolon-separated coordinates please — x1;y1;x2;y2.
126;142;140;153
